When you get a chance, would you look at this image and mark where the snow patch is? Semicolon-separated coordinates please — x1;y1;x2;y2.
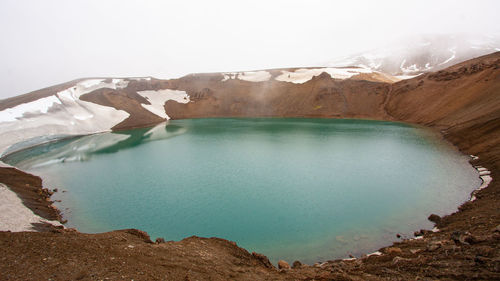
479;170;491;176
275;67;372;84
439;47;457;66
0;96;62;122
394;73;423;80
128;77;152;81
366;251;382;257
0;183;62;232
238;71;271;82
137;89;190;119
73;114;94;121
470;164;493;202
368;61;382;69
56;78;128;101
400;59;407;70
221;71;271;82
221;73;238;81
0;78;131;156
401;64;419;73
477;175;492;191
79;79;105;88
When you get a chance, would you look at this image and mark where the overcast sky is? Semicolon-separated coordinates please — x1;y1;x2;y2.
1;0;499;98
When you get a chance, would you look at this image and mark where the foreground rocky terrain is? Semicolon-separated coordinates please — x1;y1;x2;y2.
0;53;499;280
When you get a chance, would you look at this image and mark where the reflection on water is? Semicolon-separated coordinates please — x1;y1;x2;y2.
2;122;187;169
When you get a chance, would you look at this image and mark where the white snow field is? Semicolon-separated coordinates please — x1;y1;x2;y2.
275;67;373;84
0;79;131;156
221;71;272;82
137;89;190;119
0;183;62;232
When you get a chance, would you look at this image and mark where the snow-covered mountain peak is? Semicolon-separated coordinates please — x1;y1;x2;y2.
326;34;500;76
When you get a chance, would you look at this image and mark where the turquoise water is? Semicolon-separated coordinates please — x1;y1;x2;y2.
3;118;480;264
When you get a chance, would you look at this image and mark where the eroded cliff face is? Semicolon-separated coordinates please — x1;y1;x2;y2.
163;73;391;120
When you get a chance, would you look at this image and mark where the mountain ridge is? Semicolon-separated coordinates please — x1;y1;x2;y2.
326;34;500;76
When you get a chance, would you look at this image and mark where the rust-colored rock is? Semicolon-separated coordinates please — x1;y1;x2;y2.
251;252;274;269
278;260;291;270
384;247;403;255
428;214;441;224
292;260;303;269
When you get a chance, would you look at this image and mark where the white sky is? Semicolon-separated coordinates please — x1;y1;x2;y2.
0;0;499;98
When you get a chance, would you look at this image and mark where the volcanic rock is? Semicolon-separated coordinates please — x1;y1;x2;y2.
384;247;403;255
428;214;441;224
251;252;274;269
278;260;291;270
292;260;303;269
426;241;442;252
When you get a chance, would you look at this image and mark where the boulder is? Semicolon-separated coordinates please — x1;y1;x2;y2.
426;241;442;252
410;248;422;254
392;256;411;264
292;260;303;269
251;252;274;269
125;229;152;243
451;231;474;245
278;260;290;270
428;214;441;224
384;247;402;255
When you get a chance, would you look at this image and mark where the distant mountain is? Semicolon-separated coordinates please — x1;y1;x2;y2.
326;34;500;77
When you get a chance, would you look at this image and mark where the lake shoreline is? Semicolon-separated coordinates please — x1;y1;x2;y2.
1;118;484;264
0;117;498;279
1;53;499;279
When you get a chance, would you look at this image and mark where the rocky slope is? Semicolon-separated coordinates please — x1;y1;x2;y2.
386;52;500;169
0;53;499;280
